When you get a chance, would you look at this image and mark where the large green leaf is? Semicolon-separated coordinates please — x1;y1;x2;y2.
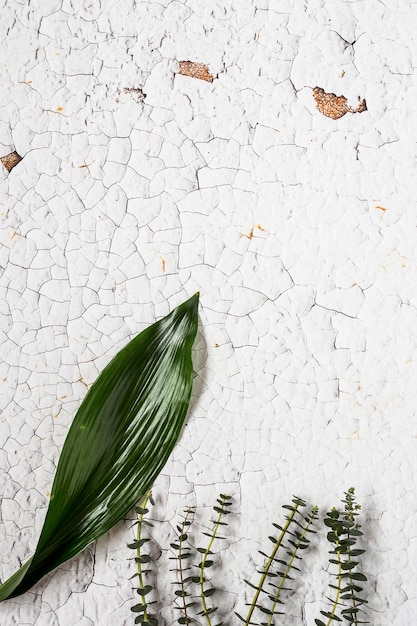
0;293;199;601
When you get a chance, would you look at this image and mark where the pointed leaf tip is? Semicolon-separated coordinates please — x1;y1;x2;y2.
0;295;199;601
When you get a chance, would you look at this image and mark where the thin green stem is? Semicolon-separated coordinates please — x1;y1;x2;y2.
267;508;317;626
345;539;358;626
319;490;366;626
244;502;300;626
137;491;151;623
344;493;360;626
199;495;228;626
326;536;342;626
177;509;193;625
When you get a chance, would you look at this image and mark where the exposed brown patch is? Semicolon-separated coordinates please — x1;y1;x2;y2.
178;61;214;82
313;87;367;120
1;150;23;172
122;87;146;103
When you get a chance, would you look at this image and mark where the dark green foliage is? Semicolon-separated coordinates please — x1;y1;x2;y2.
0;294;199;601
128;489;369;626
316;488;368;626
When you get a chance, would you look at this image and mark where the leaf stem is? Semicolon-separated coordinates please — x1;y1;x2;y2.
343;489;365;626
326;538;343;626
317;489;367;626
199;494;230;626
267;506;318;626
177;508;193;625
137;491;151;623
243;500;301;626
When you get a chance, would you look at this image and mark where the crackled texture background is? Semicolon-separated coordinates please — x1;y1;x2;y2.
1;1;417;624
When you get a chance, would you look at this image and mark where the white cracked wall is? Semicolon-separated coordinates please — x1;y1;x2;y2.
0;0;417;624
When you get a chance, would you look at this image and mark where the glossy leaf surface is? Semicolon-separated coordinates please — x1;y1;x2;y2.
0;293;199;600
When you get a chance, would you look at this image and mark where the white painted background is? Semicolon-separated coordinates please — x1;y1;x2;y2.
1;1;417;624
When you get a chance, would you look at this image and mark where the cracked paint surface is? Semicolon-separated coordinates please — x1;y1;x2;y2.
0;0;417;624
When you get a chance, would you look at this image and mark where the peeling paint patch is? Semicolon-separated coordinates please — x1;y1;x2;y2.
313;87;367;119
121;87;146;103
1;150;23;172
178;61;215;82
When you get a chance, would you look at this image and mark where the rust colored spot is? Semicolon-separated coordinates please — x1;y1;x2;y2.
1;150;22;172
240;224;264;240
214;342;219;347
78;161;92;171
240;228;254;240
160;256;166;272
374;205;387;213
178;61;214;82
41;107;63;115
122;87;146;103
313;87;367;120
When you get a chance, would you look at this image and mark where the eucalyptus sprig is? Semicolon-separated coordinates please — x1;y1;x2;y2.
316;488;368;626
129;491;158;626
237;497;317;626
123;489;369;625
265;504;319;624
197;494;232;626
170;507;196;625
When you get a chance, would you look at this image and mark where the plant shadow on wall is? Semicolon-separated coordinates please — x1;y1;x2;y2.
130;488;368;626
185;314;208;420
